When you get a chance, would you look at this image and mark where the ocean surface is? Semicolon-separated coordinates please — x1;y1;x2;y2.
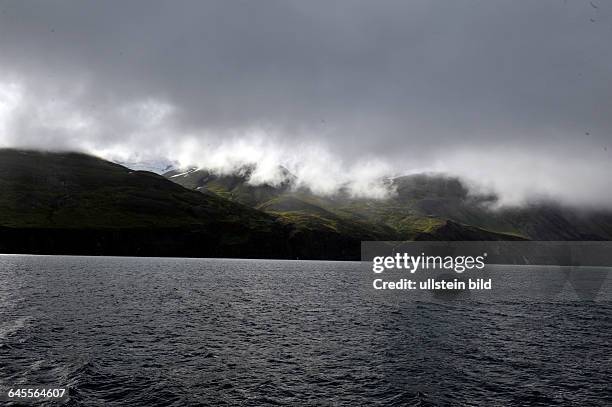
0;255;610;406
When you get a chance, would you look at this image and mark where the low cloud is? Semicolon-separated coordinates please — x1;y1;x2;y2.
0;1;611;207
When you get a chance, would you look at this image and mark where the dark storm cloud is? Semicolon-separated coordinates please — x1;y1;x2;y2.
0;0;611;205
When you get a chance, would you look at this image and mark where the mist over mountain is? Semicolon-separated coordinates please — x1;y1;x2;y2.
164;164;612;242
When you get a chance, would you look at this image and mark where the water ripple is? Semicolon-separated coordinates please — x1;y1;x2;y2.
0;255;610;406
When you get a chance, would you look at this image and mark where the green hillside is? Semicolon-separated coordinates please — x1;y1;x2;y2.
0;150;277;230
164;168;531;241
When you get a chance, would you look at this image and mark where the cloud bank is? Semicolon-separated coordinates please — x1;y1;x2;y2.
0;1;611;207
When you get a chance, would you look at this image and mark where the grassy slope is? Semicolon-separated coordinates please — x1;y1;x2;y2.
0;150;279;231
166;169;532;241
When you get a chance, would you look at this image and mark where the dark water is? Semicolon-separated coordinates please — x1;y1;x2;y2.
1;255;611;406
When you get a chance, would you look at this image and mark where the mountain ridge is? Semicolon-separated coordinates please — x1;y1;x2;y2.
3;149;610;260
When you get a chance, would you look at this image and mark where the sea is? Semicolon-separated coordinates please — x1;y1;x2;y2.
1;255;610;406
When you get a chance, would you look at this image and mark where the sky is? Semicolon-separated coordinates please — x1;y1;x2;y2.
0;0;611;206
